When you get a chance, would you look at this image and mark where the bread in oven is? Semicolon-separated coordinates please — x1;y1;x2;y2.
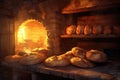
4;55;22;63
32;48;50;56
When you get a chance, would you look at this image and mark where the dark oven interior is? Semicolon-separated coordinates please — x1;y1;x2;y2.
0;0;120;80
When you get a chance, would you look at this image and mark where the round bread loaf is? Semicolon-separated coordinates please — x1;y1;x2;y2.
4;55;22;63
70;57;94;68
44;56;58;67
86;49;107;63
76;24;85;35
44;55;70;67
59;51;74;60
71;47;86;58
66;25;76;35
84;25;92;35
32;48;49;56
32;48;48;53
17;52;27;56
19;53;47;65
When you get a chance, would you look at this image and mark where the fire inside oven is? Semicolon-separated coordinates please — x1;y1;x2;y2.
15;19;48;55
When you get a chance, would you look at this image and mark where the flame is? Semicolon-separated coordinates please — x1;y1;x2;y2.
24;47;32;55
18;26;26;43
16;19;48;53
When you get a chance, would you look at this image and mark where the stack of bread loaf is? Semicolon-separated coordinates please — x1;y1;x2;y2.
4;47;107;68
44;47;107;68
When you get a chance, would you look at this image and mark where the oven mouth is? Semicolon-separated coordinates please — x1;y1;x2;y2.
15;19;48;55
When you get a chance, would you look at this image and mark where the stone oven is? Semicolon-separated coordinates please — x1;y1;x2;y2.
0;0;69;58
0;0;120;80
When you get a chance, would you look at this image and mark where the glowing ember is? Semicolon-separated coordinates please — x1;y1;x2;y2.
12;55;20;58
24;47;32;55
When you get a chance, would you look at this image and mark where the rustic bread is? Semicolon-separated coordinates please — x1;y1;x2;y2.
86;49;107;63
32;48;49;56
92;25;102;35
70;57;94;68
71;47;86;58
17;52;28;56
76;24;85;35
66;25;76;35
44;56;58;67
84;25;92;35
4;55;22;63
32;48;48;53
59;51;74;60
44;55;70;67
19;53;47;65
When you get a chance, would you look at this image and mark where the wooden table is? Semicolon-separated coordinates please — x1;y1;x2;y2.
2;61;120;80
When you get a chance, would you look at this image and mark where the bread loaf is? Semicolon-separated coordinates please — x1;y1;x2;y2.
70;57;94;68
84;25;92;35
19;53;47;65
76;24;84;35
66;25;76;35
71;47;86;58
86;49;107;63
44;55;70;67
59;51;74;60
17;52;27;56
4;55;22;63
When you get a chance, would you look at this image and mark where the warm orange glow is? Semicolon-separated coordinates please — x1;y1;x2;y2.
12;55;20;58
23;47;32;55
18;26;26;43
16;19;48;53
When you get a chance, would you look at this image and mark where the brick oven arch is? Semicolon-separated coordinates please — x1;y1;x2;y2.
15;19;48;54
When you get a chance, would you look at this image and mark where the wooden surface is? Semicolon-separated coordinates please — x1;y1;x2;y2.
2;61;120;80
60;34;119;39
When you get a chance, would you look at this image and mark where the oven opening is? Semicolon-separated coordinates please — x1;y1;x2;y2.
15;19;48;55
